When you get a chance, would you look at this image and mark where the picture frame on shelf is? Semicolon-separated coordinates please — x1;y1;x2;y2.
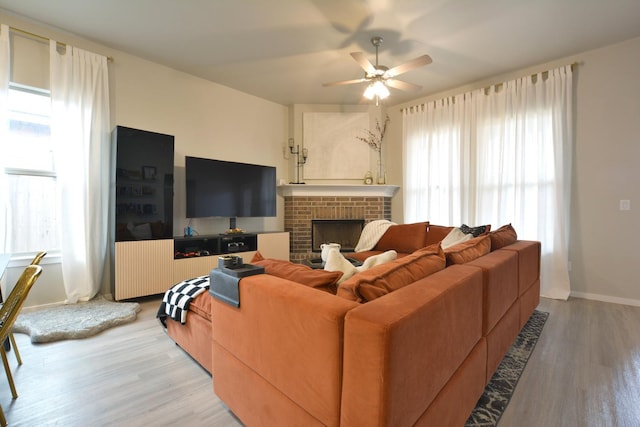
142;165;157;180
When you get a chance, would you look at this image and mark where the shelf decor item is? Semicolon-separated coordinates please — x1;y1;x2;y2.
364;171;373;185
357;114;390;184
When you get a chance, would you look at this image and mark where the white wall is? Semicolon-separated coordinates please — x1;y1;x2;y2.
568;36;640;305
1;11;289;307
387;36;640;306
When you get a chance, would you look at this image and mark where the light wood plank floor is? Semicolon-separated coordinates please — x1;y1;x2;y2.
1;296;639;426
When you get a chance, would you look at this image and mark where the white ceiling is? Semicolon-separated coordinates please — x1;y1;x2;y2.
1;0;640;106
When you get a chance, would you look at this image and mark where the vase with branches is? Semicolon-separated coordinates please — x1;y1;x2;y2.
357;114;390;184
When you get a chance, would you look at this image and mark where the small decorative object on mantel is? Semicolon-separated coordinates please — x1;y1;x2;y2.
364;171;373;185
357;115;390;184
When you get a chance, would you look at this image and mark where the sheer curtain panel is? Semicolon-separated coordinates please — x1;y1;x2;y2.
50;41;110;303
403;65;573;299
0;25;9;253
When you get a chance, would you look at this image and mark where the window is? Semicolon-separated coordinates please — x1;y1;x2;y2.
3;83;59;254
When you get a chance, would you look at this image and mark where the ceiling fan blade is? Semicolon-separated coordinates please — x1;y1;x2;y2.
350;52;377;74
322;78;368;87
385;54;432;78
386;79;422;92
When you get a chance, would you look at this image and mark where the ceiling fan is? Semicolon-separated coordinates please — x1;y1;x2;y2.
323;36;432;101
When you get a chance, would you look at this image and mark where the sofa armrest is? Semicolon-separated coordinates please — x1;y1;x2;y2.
340;264;484;427
212;273;358;426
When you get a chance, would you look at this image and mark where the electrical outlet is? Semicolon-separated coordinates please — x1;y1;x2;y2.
620;199;631;211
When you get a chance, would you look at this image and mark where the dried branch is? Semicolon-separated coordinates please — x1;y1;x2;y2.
356;115;390;153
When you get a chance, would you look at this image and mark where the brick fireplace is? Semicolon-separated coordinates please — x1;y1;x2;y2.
280;185;399;263
311;219;364;253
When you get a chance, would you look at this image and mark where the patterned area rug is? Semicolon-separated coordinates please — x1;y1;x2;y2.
466;309;549;426
13;295;141;343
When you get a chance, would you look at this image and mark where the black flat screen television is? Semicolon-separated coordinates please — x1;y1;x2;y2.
185;156;277;220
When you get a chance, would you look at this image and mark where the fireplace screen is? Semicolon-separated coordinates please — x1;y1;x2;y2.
311;219;364;252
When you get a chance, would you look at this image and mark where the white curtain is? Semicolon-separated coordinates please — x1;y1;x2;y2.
0;25;9;253
50;41;110;303
403;65;572;300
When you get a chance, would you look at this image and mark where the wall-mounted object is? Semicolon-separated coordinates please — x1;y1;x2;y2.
288;138;308;184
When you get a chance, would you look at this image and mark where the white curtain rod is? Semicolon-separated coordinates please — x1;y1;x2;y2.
8;25;114;62
401;63;577;113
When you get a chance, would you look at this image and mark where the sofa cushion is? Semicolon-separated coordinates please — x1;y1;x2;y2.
189;289;212;321
489;223;518;250
337;244;446;303
444;235;491;266
425;224;455;245
251;253;343;293
374;221;429;253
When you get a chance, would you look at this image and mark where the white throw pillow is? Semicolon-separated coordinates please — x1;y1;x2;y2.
441;227;473;249
325;248;399;285
357;250;398;271
324;248;358;284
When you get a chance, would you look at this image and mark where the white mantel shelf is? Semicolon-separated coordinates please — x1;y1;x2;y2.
278;184;399;198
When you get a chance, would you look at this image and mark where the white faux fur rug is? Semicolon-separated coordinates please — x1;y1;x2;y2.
13;296;141;343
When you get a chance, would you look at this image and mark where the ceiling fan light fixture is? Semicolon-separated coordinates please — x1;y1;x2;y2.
323;35;431;103
363;80;390;100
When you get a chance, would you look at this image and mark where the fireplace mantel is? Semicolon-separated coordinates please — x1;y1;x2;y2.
278;184;399;198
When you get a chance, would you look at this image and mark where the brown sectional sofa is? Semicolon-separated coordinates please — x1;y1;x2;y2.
204;222;540;426
165;288;213;373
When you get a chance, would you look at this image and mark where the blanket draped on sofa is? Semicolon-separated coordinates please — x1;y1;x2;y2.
157;275;210;326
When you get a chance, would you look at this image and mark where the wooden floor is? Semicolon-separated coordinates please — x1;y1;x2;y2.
1;296;639;427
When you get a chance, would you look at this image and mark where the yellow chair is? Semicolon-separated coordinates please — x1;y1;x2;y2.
5;252;46;365
0;265;43;427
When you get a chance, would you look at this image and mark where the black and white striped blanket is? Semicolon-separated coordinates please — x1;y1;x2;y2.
157;275;210;326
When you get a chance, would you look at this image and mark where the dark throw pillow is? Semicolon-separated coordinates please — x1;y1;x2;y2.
460;223;490;237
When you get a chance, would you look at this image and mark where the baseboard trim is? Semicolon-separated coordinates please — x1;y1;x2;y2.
21;293;115;313
570;291;640;307
21;300;68;313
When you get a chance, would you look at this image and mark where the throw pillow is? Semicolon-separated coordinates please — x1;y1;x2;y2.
440;227;473;249
374;221;429;254
444;234;491;265
324;248;359;284
489;223;518;250
325;248;398;284
337;244;446;303
425;224;455;245
250;251;265;262
251;257;343;293
460;223;491;237
358;250;398;270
